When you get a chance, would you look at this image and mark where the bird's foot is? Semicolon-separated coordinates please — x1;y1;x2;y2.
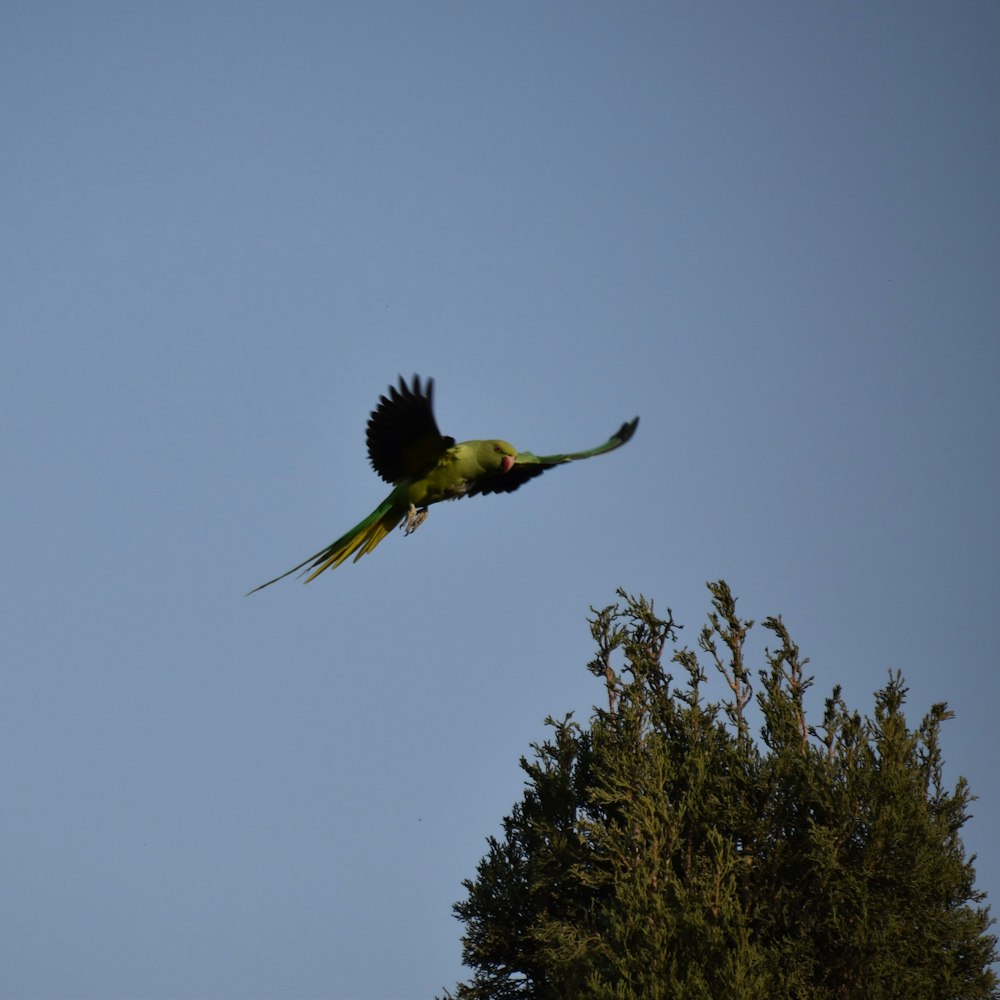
403;504;429;535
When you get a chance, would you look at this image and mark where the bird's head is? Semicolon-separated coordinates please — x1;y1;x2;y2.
482;439;517;474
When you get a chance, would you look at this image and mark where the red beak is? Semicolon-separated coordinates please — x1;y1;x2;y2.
501;455;515;473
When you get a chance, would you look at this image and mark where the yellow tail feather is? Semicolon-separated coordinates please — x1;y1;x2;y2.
303;508;401;582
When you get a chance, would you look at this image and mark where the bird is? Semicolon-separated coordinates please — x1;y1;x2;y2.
248;375;638;593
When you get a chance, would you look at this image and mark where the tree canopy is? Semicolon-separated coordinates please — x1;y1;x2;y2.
443;582;997;999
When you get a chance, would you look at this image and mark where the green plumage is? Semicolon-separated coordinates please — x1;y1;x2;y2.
248;375;638;593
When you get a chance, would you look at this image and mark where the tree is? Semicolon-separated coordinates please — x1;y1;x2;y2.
442;582;997;999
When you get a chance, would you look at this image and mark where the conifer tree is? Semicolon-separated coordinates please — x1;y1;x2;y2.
443;582;997;999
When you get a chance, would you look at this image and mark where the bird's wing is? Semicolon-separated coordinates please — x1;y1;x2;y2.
468;417;639;496
366;375;455;484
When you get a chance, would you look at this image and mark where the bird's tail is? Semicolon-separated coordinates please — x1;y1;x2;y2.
303;500;402;581
247;498;402;594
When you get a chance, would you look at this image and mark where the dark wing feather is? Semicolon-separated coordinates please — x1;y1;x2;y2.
468;417;639;496
366;375;454;484
469;463;548;496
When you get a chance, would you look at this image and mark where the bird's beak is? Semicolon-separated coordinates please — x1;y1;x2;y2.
501;455;515;473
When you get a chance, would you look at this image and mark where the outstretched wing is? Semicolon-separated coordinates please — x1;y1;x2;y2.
468;417;639;496
366;375;455;484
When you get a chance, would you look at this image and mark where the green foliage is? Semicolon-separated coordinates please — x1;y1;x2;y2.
442;583;997;999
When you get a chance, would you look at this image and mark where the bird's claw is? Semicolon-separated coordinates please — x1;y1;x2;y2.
403;504;429;535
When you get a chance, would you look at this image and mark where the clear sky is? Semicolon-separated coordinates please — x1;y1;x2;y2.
3;2;998;997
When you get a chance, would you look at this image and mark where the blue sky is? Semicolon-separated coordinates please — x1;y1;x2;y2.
2;2;998;997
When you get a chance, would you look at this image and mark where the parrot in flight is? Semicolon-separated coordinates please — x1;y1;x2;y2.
248;375;638;593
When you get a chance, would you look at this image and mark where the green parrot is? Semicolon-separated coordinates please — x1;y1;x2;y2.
248;375;638;593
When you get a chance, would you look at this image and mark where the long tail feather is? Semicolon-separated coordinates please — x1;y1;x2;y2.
247;498;401;595
303;504;401;581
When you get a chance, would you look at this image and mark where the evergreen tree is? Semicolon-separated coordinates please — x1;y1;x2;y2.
443;582;997;999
